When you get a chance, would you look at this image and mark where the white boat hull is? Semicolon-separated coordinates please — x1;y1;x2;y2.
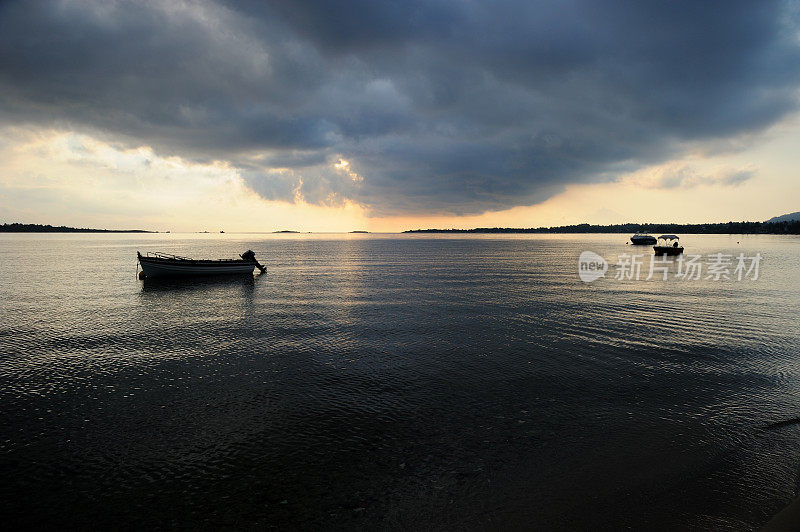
630;234;657;245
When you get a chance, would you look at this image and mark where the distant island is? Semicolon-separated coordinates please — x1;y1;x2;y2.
1;223;152;233
273;230;301;233
349;230;370;233
766;211;800;223
405;220;800;235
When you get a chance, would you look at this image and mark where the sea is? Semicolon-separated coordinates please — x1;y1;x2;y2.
1;232;799;530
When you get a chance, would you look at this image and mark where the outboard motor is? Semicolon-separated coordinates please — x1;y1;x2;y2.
240;250;266;273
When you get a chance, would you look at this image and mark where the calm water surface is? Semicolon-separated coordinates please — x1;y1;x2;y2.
1;233;799;529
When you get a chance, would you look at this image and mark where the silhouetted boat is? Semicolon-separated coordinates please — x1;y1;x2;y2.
653;235;684;255
137;250;266;278
630;232;656;245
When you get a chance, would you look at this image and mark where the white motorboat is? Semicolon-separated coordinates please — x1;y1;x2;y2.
653;235;684;255
630;232;657;245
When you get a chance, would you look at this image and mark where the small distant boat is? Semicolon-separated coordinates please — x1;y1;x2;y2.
137;250;266;278
630;232;657;245
653;235;684;255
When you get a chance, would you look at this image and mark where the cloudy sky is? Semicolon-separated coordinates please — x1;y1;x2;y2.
1;0;798;231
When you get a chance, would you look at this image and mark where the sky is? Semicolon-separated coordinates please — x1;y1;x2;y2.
0;0;799;232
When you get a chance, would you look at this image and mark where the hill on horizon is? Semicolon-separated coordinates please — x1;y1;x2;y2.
766;211;800;223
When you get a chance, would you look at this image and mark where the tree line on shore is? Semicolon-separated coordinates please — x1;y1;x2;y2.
0;223;151;233
4;220;799;234
404;221;800;234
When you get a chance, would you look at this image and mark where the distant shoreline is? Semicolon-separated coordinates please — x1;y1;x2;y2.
4;220;799;235
404;221;800;235
1;223;153;233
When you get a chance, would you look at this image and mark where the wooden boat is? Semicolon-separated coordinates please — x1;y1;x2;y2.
653;235;684;255
137;250;266;278
630;232;656;245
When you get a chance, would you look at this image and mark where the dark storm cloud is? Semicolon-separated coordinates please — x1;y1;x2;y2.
0;0;798;214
